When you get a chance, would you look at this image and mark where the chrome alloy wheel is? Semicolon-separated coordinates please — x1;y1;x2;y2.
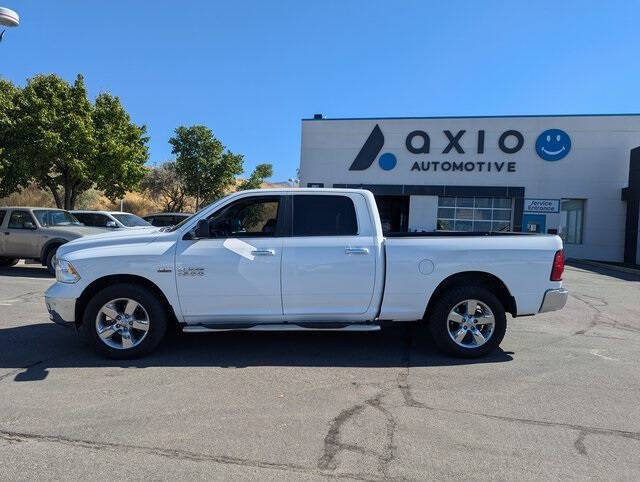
95;298;150;350
446;299;495;348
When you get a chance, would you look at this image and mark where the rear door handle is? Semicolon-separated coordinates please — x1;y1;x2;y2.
251;249;275;256
3;232;9;235
345;247;369;255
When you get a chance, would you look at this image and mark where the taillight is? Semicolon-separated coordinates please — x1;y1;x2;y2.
550;250;564;281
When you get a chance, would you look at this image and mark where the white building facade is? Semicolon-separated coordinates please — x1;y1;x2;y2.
299;114;640;263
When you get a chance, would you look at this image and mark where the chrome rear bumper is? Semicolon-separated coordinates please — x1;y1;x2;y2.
539;288;568;313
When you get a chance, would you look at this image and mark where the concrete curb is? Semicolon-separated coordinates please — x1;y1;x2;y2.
569;259;640;275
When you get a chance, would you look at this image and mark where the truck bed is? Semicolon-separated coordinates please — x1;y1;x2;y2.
379;233;562;320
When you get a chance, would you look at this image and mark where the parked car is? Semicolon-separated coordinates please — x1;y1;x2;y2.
0;207;106;274
143;212;192;227
45;189;567;359
72;211;152;229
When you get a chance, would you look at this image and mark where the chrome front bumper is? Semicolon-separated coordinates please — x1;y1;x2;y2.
45;296;76;327
539;288;569;313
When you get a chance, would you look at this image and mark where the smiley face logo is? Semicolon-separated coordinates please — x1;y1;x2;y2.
535;129;571;161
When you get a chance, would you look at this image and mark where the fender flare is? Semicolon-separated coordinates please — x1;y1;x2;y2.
423;271;517;319
40;238;68;262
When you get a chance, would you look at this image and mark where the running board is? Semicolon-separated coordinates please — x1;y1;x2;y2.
182;323;381;333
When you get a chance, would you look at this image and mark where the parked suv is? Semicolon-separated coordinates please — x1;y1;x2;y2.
0;207;106;274
72;210;152;229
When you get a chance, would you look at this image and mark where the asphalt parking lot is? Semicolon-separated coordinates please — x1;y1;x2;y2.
0;262;639;480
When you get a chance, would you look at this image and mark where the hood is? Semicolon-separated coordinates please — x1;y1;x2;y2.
48;226;109;237
56;226;166;258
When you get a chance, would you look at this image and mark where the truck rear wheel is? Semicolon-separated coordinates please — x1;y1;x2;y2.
81;283;168;359
428;286;506;358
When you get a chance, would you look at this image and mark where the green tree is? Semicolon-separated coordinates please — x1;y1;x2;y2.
91;93;149;204
0;79;26;197
170;125;244;210
238;163;273;191
0;74;148;209
170;125;275;210
140;161;188;212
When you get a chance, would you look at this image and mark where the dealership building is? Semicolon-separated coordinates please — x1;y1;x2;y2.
299;114;640;263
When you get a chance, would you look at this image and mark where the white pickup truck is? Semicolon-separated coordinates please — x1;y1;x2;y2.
45;189;567;359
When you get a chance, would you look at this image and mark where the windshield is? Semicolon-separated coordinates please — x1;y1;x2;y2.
112;213;151;227
33;209;83;227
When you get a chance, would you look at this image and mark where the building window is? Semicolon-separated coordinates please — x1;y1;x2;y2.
437;197;513;232
560;199;584;244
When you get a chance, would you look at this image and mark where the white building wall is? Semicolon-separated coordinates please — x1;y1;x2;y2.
299;115;640;262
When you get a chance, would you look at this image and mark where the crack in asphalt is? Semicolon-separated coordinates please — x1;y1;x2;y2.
0;428;378;481
318;402;366;470
365;394;397;478
397;363;640;458
571;292;639;335
317;390;399;480
317;333;414;478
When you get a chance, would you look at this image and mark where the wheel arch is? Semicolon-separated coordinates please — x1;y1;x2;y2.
423;271;517;320
75;274;179;328
40;238;68;264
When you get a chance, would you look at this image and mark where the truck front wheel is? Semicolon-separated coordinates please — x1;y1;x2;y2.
81;283;168;359
428;286;506;358
45;249;58;275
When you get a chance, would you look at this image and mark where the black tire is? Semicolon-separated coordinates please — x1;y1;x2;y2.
81;283;168;359
427;286;506;358
0;257;19;267
45;247;59;275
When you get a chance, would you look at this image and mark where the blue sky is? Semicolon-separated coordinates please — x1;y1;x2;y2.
1;1;639;181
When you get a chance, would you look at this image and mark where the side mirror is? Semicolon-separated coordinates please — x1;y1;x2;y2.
24;221;36;230
105;221;118;228
195;219;210;239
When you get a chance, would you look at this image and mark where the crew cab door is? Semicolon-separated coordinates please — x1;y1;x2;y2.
175;195;286;323
281;193;377;319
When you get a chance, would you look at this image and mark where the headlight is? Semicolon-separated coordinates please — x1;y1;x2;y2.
56;259;81;283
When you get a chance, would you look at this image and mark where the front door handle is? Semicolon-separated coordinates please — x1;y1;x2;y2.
4;232;9;235
345;247;369;255
251;249;275;256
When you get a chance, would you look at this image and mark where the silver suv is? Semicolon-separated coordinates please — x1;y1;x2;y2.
0;207;106;274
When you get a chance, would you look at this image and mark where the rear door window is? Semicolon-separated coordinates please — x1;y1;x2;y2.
292;195;358;236
0;210;5;227
8;210;36;229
